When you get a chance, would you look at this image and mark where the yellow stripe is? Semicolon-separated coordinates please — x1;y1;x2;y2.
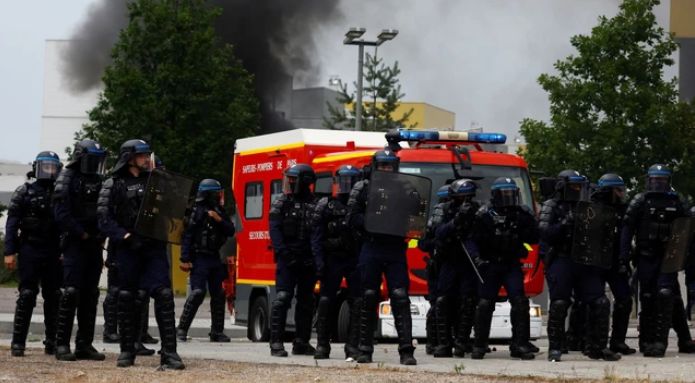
524;243;533;251
239;143;305;156
237;279;275;286
313;151;376;164
408;239;419;249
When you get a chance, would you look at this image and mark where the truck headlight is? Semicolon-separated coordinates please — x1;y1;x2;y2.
410;304;420;315
381;304;391;316
529;307;541;317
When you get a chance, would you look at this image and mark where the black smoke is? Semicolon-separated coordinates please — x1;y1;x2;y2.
60;0;344;134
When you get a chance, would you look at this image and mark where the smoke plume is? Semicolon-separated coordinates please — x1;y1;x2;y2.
60;0;344;133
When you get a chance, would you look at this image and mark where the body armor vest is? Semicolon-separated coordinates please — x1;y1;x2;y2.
637;194;682;253
281;200;314;243
481;207;523;262
72;177;102;224
195;208;227;253
20;185;54;244
115;177;146;229
324;198;354;257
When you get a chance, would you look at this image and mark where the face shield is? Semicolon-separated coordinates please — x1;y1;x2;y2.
647;175;671;193
375;161;397;172
563;182;584;202
35;158;62;180
282;175;303;195
80;150;107;175
335;174;359;195
611;185;627;204
493;187;520;207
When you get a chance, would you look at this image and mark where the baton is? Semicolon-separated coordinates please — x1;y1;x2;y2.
460;240;485;284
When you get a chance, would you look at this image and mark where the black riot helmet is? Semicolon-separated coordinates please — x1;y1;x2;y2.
67;139;107;175
491;177;520;207
448;179;476;207
370;149;400;174
112;139;153;174
197;179;223;206
645;164;671;193
437;185;450;204
555;169;586;202
335;164;360;195
154;155;164;170
31;151;63;181
596;173;627;204
282;164;316;195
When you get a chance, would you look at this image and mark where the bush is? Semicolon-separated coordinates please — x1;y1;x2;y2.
0;233;19;286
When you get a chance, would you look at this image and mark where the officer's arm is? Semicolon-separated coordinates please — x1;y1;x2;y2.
269;195;290;260
180;208;200;263
345;181;366;229
464;208;488;260
433;203;455;239
311;198;329;267
4;184;26;255
217;208;236;237
520;207;540;245
680;195;692;216
52;169;85;238
538;200;563;244
417;212;437;253
96;178;128;241
620;193;644;259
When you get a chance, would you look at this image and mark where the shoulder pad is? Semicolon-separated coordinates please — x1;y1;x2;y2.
53;168;74;200
269;194;288;220
97;177;117;214
312;197;330;223
431;203;447;227
7;183;28;217
347;181;367;209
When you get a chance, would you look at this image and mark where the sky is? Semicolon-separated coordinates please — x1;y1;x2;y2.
0;0;676;163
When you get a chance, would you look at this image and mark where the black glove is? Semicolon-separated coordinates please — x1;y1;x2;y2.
562;211;575;226
473;256;489;270
123;234;142;250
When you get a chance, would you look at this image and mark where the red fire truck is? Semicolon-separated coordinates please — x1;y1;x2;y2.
227;128;544;343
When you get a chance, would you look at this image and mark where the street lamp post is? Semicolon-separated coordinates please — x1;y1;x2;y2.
343;28;399;131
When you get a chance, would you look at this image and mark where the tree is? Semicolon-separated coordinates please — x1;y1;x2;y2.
519;0;695;196
324;53;417;131
74;0;259;200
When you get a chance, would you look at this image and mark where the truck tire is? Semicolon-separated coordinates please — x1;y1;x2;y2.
248;296;270;342
336;300;351;343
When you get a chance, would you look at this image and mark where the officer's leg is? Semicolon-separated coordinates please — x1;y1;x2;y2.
345;260;362;360
177;259;207;341
505;264;535;360
566;299;587;352
645;269;677;357
384;252;416;366
315;258;343;359
356;246;382;364
471;264;501;360
74;244;105;361
433;262;456;357
103;266;120;344
152;285;185;370
425;260;438;355
40;251;63;356
116;246;140;368
636;257;658;354
140;294;158;344
545;257;573;362
455;263;479;357
577;266;620;361
209;260;231;343
10;246;40;357
668;283;695;353
132;290;155;356
293;261;317;355
606;270;636;355
55;243;84;361
270;258;295;357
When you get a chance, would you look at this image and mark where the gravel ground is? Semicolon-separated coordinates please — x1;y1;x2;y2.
0;346;677;383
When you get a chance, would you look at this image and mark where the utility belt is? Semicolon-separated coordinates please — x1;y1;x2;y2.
60;229;104;251
289;246;312;259
636;247;662;259
20;234;50;247
481;253;517;264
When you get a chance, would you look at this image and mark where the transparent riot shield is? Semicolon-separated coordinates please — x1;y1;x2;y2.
571;201;617;269
662;217;695;273
134;168;197;244
364;171;432;239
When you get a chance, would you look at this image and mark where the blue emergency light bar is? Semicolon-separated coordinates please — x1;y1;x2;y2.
394;129;507;144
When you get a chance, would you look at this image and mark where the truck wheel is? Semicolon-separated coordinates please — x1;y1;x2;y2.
248;296;270;342
336;300;351;343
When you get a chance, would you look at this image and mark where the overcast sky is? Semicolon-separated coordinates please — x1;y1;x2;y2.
0;0;675;163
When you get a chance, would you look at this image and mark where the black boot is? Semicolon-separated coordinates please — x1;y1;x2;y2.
425;304;436;355
42;289;61;355
454;295;476;357
209;292;231;343
471;298;495;360
345;297;361;360
510;299;539;354
392;288;416;365
509;296;535;360
646;288;674;358
140;294;158;344
672;295;695;353
55;287;79;362
269;291;290;357
639;293;656;354
102;287;120;344
433;296;452;358
356;290;378;364
314;296;332;359
176;289;205;342
547;299;570;362
154;287;185;370
609;296;635;355
117;291;137;368
11;289;37;357
566;301;586;352
74;289;105;361
292;295;316;356
133;291;155;356
587;297;621;361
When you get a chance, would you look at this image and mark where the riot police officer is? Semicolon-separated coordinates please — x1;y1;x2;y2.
53;139;107;361
621;164;691;357
466;178;539;360
312;165;361;360
346;150;417;366
177;179;236;343
419;185;450;355
430;179;480;358
98;140;184;369
268;164;318;357
540;170;620;362
4;151;63;357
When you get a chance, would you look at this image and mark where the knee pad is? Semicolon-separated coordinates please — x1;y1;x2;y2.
152;287;174;303
275;291;292;307
137;289;148;302
63;286;80;304
118;290;135;302
106;286;120;297
658;288;673;299
510;295;529;310
318;296;332;307
550;299;570;315
390;288;409;305
19;289;37;305
363;289;378;300
591;296;610;310
477;298;495;313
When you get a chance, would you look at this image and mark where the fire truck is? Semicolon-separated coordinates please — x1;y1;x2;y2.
227;128;544;343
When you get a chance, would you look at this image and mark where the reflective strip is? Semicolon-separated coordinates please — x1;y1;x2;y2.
239;143;305;156
236;279;275;286
313;151;376;164
408;239;419;249
524;243;533;251
36;157;60;162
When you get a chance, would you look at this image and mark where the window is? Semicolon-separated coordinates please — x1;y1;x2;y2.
315;172;333;198
244;182;263;220
270;179;283;206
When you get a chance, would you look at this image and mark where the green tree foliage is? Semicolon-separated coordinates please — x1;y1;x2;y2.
324;53;417;131
0;204;18;284
73;0;259;197
519;0;695;196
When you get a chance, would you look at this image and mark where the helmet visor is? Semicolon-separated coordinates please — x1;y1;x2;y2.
375;161;398;172
611;186;627;203
282;175;304;195
336;175;358;194
563;182;584;202
35;159;62;180
647;176;670;193
80;153;107;175
493;187;519;206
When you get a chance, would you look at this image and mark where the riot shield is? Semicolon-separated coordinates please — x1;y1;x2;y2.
662;217;695;273
134;168;197;244
571;201;616;269
364;171;432;239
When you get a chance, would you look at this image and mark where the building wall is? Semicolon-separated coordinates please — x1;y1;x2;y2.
345;102;455;130
291;87;343;129
671;0;695;102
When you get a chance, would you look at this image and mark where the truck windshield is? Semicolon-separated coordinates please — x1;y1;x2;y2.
399;162;536;214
